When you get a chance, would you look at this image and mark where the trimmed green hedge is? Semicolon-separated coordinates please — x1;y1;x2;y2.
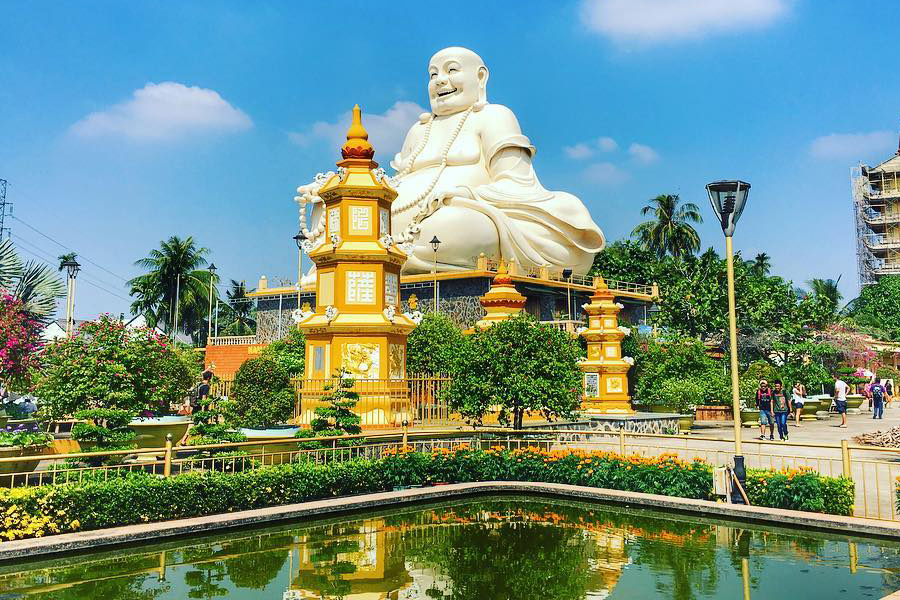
0;446;854;541
745;467;854;516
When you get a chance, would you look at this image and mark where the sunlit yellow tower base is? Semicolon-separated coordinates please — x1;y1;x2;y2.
298;106;416;426
579;277;633;414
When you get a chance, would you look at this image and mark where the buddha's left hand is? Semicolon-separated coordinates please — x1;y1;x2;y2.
438;186;474;202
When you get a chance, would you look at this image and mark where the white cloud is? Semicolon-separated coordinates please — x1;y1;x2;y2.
580;0;788;43
628;142;660;164
564;136;617;160
289;101;425;159
583;162;629;185
70;82;252;141
564;143;594;160
809;130;896;160
597;136;618;152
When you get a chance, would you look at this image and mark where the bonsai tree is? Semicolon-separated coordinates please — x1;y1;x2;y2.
35;315;192;419
445;314;582;429
296;370;364;447
406;312;465;374
228;357;294;429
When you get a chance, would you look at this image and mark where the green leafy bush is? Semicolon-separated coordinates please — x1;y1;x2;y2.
229;357;294;429
296;372;365;448
0;428;53;448
71;409;137;465
406;312;465;375
655;378;705;414
260;328;306;377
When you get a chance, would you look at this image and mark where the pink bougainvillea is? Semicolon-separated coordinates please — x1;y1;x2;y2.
0;294;45;391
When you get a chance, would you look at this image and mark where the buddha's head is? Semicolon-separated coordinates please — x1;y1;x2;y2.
428;47;488;116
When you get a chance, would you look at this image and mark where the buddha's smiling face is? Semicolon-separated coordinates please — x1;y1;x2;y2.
428;47;488;116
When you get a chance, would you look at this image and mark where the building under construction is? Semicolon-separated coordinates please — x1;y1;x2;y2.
853;138;900;286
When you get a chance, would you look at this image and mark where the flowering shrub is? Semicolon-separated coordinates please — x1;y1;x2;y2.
0;446;856;541
0;294;44;392
744;466;854;516
34;315;192;418
0;423;53;448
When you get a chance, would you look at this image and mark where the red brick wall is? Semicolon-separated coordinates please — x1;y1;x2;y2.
205;343;268;377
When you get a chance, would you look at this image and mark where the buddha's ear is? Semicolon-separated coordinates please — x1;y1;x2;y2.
477;66;489;101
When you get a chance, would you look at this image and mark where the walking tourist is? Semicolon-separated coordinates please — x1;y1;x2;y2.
756;379;775;440
192;370;213;414
772;380;791;441
792;382;806;427
871;379;885;420
833;373;849;428
886;379;894;408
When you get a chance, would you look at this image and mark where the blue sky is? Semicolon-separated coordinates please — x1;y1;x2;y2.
2;0;898;319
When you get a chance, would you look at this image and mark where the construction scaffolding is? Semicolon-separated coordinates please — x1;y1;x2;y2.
852;144;900;286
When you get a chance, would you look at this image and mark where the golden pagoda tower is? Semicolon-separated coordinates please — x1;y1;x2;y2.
471;260;527;331
579;276;633;414
298;106;416;423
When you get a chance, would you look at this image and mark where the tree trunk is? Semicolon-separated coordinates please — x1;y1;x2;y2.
514;409;523;431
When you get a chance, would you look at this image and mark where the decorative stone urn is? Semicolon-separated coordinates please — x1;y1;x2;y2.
739;409;759;428
845;394;865;415
128;416;192;450
800;398;821;421
0;444;55;478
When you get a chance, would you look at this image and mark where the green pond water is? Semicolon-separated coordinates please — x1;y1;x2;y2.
0;496;898;599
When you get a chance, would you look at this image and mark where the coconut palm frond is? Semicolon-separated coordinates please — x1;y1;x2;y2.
12;259;66;320
0;238;25;291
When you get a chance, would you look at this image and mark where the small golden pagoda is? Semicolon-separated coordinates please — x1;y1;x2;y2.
298;106;415;423
471;260;527;331
579;276;633;414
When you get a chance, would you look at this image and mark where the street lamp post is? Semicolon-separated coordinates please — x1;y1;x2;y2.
706;180;751;504
430;236;441;313
562;268;573;321
60;258;80;337
206;263;217;345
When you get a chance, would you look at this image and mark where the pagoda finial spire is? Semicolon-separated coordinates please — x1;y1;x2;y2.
342;104;375;160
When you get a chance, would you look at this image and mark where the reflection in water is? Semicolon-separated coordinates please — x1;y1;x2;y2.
1;497;898;600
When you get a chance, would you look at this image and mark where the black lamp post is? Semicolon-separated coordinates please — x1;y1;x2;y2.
562;268;573;321
706;180;751;504
430;236;441;312
61;258;80;337
293;232;306;289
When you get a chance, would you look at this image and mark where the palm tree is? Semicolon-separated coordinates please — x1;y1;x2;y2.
0;238;65;321
807;277;843;314
221;280;256;336
631;194;703;259
748;252;771;277
127;236;214;343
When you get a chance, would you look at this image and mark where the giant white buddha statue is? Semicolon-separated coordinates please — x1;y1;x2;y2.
297;46;604;278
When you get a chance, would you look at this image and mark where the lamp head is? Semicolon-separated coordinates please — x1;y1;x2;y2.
430;236;441;252
706;180;750;237
61;258;81;279
208;263;217;275
562;268;573;279
293;232;305;250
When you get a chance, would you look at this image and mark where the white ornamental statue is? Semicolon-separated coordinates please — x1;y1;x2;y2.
297;46;605;283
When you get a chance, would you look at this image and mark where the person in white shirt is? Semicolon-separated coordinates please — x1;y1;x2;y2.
833;374;850;429
792;382;806;427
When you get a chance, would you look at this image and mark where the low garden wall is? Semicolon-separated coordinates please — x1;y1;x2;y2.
0;446;855;542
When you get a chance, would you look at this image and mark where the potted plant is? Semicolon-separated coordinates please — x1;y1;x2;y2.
738;378;761;428
228;356;298;464
0;423;55;478
656;378;703;433
70;409;136;465
295;371;365;455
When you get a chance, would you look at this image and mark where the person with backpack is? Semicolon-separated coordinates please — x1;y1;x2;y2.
756;379;775;441
192;370;213;414
771;380;791;441
871;379;885;420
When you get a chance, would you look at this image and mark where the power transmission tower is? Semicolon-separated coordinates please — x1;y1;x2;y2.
0;179;9;239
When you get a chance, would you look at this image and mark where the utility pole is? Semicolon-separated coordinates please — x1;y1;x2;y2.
0;179;10;239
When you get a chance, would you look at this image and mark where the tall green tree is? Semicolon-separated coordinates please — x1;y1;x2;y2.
0;238;65;321
220;279;255;336
806;277;843;317
631;193;703;259
847;275;900;340
748;252;771;277
127;236;214;343
445;314;582;429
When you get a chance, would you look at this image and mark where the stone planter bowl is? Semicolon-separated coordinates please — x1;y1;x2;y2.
739;409;759;428
128;416;192;450
677;415;695;433
846;395;864;410
0;444;55;478
799;399;821;421
239;426;302;465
